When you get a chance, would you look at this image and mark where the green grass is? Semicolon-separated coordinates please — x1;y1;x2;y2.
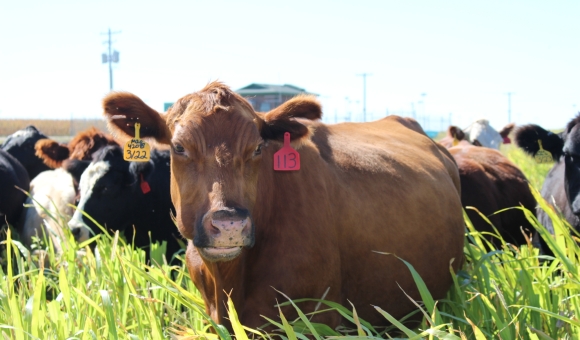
1;145;578;339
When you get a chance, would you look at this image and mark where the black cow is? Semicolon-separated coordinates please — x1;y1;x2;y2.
515;117;579;254
0;149;30;227
1;126;51;179
67;145;181;259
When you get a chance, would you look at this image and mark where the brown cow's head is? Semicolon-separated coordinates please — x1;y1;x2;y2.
102;81;321;262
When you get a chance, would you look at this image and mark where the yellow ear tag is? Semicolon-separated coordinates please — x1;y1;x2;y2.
452;136;459;146
534;140;553;164
123;123;151;162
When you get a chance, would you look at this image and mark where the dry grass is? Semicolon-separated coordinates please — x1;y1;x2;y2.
0;119;107;137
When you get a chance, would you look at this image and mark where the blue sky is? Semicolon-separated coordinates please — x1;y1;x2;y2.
1;0;578;131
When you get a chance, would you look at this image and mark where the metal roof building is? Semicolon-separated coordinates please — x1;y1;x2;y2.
236;83;316;112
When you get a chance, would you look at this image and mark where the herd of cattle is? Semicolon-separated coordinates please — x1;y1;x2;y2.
0;81;578;330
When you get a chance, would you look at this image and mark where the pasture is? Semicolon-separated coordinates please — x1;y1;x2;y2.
0;128;578;339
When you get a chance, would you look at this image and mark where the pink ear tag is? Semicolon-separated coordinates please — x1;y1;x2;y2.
273;132;300;171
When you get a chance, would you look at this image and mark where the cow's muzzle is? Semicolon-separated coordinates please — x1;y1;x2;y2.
195;208;254;262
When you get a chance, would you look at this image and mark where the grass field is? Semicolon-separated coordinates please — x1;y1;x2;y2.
1;141;578;339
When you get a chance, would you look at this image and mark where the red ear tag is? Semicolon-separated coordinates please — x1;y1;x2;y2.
140;173;151;194
273;132;300;171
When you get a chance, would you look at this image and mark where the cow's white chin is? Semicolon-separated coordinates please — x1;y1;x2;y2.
199;246;242;262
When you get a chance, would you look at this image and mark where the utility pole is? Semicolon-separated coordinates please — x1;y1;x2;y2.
506;92;513;123
357;73;372;122
101;28;121;91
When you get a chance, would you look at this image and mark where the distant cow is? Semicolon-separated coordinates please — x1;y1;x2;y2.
439;125;536;248
515;118;580;253
101;82;465;330
438;126;480;148
1;126;51;179
447;143;536;248
0;149;30;227
463;120;514;149
67;145;181;259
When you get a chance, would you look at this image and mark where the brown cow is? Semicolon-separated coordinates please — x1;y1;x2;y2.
102;82;465;330
444;138;536;248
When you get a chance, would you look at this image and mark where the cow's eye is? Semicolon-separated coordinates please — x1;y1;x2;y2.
173;144;185;154
253;143;264;156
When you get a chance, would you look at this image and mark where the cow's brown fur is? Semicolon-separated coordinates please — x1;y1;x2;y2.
102;81;465;330
499;123;516;139
448;144;536;247
35;127;118;168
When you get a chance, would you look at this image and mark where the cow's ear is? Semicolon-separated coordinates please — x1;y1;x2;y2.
103;92;172;144
499;123;515;139
448;126;465;141
35;139;69;168
515;124;563;160
260;95;322;142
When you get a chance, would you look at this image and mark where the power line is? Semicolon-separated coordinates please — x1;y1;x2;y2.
101;28;121;91
506;92;514;123
356;73;372;122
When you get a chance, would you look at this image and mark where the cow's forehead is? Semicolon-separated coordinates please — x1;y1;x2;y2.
172;109;260;145
79;160;110;196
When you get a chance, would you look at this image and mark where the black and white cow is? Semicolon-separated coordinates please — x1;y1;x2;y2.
0;149;30;227
1;126;51;179
515;117;580;254
67;145;181;259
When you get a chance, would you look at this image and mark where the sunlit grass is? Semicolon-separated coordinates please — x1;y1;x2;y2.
1;144;578;339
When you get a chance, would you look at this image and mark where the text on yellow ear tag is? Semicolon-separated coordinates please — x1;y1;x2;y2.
534;139;553;164
123;123;151;162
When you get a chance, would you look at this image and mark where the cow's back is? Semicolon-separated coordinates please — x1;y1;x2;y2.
307;115;465;323
0;149;30;226
449;145;536;247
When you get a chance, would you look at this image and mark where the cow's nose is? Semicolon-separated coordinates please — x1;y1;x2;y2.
210;218;249;236
71;227;82;239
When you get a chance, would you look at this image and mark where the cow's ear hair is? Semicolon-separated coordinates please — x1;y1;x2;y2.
35;139;70;168
515;124;564;160
62;159;90;186
260;95;322;142
103;92;172;145
472;139;483;147
448;126;465;141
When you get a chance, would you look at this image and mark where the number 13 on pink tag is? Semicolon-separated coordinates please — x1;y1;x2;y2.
274;132;300;171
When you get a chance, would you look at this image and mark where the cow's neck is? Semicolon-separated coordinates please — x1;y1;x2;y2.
203;253;246;328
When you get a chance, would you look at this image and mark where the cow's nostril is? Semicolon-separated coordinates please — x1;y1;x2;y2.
209;224;221;236
71;227;81;238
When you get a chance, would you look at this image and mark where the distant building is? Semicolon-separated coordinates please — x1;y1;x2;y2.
236;83;316;111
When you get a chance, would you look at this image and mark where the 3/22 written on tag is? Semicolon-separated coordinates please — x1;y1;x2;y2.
126;149;149;160
124;138;151;162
